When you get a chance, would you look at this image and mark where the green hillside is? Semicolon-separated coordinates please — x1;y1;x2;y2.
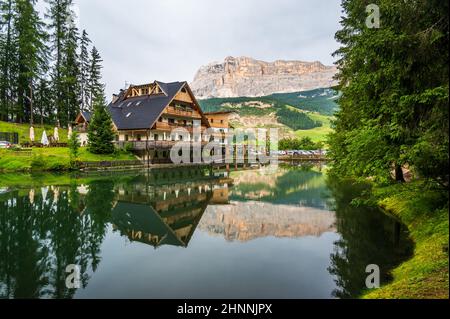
198;88;338;143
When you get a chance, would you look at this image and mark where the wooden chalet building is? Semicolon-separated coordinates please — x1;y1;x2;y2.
74;81;219;163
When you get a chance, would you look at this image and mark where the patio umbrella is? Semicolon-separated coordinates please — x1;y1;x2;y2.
68;125;73;139
29;189;35;205
29;126;35;142
41;130;49;146
54;127;59;142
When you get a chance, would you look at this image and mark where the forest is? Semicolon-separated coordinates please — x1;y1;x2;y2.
0;0;104;128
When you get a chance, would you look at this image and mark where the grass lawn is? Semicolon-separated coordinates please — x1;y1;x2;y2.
282;107;334;144
363;181;449;299
0;147;136;172
295;112;334;143
0;120;69;143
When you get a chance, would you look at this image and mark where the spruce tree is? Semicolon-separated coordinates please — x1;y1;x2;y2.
14;0;48;124
45;0;71;126
87;46;102;107
329;0;448;185
88;92;115;154
60;10;80;125
79;29;91;111
0;0;17;122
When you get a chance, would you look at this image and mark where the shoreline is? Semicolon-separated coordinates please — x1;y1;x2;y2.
363;182;449;299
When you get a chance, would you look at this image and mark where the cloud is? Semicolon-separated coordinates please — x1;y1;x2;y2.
42;0;343;98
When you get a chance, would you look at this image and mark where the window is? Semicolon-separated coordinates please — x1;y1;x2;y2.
127;102;132;107
168;118;175;124
179;135;183;141
158;117;163;122
210;119;214;123
115;135;119;142
137;134;141;141
126;112;132;118
154;134;159;141
125;135;129;141
136;101;142;106
221;120;224;124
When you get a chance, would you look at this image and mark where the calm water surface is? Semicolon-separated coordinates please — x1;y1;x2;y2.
0;164;412;299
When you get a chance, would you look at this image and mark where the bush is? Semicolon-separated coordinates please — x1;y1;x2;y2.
124;142;134;153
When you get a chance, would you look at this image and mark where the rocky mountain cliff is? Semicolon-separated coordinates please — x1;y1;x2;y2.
191;56;338;99
199;201;336;242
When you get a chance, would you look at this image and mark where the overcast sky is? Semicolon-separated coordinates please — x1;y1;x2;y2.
39;0;343;98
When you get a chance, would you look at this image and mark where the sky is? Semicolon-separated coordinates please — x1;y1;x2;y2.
38;0;343;98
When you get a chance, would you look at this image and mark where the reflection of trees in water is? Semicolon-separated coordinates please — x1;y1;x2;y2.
0;180;114;299
231;165;331;209
326;178;413;299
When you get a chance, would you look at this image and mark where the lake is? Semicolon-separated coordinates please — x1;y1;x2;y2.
0;164;413;299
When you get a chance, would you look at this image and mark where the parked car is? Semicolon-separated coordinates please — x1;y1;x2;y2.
0;141;12;149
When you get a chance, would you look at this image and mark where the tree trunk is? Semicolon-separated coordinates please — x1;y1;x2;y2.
395;164;405;182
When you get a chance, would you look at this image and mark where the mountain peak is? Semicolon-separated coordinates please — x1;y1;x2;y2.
191;57;337;99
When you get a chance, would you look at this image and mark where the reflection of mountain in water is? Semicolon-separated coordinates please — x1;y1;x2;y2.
200;201;335;242
197;165;336;242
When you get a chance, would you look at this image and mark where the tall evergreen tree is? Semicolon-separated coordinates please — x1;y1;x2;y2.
0;0;17;122
87;91;115;154
329;0;449;186
60;10;79;125
87;46;102;108
14;0;48;124
79;29;91;111
34;78;52;125
45;0;70;126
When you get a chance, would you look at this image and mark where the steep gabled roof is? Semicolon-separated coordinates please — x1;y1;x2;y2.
81;111;92;122
107;81;209;130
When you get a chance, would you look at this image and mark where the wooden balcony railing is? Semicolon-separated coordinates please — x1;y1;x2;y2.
165;106;201;118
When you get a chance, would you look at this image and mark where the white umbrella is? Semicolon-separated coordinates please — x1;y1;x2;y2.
54;127;59;142
68;125;73;139
29;189;35;205
29;126;35;142
41;186;49;201
41;130;49;146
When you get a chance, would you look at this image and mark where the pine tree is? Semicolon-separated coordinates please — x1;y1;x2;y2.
87;92;115;154
79;29;91;111
0;0;17;122
34;78;52;125
60;10;80;126
329;0;449;185
45;0;71;126
14;0;48;124
87;46;102;108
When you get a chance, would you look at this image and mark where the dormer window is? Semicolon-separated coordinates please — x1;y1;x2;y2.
126;112;132;118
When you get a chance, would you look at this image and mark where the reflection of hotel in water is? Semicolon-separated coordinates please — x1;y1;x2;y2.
111;167;232;248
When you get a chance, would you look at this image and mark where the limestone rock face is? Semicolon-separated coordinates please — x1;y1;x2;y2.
191;56;338;99
199;201;336;242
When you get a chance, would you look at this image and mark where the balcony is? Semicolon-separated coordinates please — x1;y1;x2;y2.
154;122;206;134
165;106;201;118
115;140;208;151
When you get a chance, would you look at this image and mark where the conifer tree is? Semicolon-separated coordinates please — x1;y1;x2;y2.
87;91;115;154
79;29;91;111
14;0;48;124
87;46;102;108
